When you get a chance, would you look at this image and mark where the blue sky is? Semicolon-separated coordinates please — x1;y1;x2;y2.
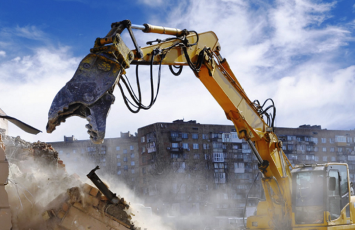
1;0;355;142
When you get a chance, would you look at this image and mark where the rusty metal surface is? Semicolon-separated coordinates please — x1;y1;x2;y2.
46;53;122;144
46;21;139;144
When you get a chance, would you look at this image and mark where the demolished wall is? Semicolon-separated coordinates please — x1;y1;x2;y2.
3;136;137;230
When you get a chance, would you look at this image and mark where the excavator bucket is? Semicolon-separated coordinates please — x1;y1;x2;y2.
46;53;124;144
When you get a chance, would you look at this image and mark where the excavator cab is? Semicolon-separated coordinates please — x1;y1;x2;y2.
291;163;350;226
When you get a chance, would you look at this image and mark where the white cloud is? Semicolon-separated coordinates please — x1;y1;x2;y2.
0;51;5;57
0;47;81;142
138;0;164;7
2;0;355;143
14;25;46;41
141;0;355;130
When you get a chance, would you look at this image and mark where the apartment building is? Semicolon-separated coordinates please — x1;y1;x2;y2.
48;132;139;190
47;121;355;229
137;120;259;219
276;125;355;180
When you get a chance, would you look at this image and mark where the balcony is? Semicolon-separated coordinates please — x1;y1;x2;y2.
169;136;183;142
167;147;184;153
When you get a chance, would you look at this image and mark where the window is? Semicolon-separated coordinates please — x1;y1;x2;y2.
124;165;128;170
322;147;326;152
314;147;318;152
141;136;145;143
117;154;120;159
213;153;224;162
202;134;208;139
131;153;135;158
123;149;127;154
297;145;304;151
130;145;134;150
312;137;318;144
331;157;336;162
117;162;121;166
213;142;223;149
321;138;326;143
87;146;96;152
282;145;286;151
203;144;209;149
348;156;355;161
306;146;312;152
182;143;189;149
131;169;135;174
193;143;199;149
335;136;346;143
288;145;293;151
131;161;135;166
338;147;343;152
116;146;120;151
182;133;188;139
234;162;244;173
214;172;226;183
124;157;127;162
330;147;335;152
194;154;200;159
117;170;121;175
142;146;145;153
192;133;198;139
172;143;179;148
323;156;327;161
315;156;319;162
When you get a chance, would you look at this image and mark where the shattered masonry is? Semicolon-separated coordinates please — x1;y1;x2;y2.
3;135;137;230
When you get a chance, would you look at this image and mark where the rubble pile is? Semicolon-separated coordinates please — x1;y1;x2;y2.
2;135;135;230
42;184;137;230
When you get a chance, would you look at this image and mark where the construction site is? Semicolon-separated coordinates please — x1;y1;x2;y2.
2;1;355;230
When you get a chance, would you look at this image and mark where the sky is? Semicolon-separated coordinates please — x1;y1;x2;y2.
1;0;355;143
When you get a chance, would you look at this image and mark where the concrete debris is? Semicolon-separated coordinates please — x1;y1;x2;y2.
3;135;136;230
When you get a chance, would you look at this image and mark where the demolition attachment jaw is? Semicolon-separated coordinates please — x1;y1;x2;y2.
47;20;137;144
46;53;121;144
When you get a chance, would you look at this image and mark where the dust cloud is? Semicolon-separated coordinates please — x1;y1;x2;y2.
3;136;249;230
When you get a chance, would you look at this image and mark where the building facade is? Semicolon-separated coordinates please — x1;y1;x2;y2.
48;132;139;190
277;125;355;180
47;121;355;229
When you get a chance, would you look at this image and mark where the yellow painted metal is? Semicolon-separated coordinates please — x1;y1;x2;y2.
134;30;355;230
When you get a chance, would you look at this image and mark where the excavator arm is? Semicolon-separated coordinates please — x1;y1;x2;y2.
47;20;293;229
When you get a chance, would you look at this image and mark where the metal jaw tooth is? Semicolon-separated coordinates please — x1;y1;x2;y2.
46;52;122;143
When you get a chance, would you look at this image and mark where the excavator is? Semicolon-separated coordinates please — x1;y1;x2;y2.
47;20;355;230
